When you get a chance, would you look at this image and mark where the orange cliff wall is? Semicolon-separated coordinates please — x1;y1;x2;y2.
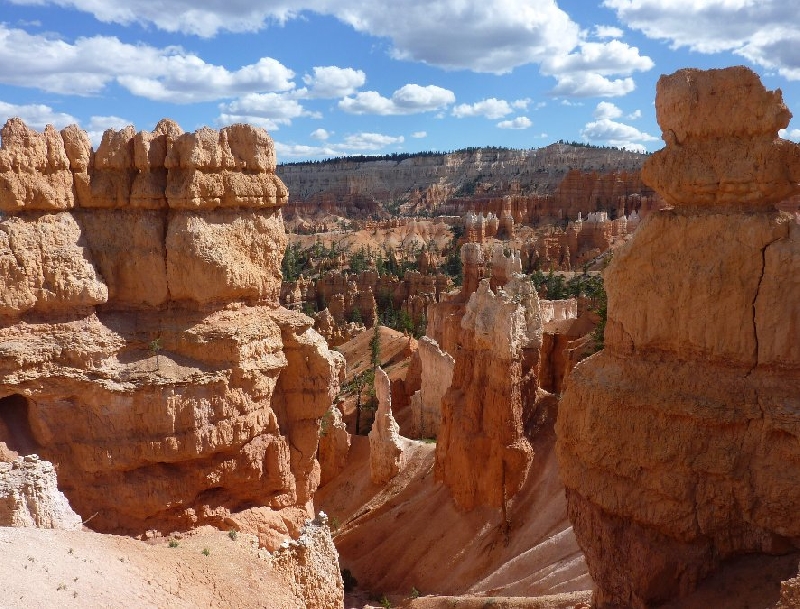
0;118;344;542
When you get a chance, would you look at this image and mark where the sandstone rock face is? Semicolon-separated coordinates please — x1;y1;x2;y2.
642;66;800;208
166;209;285;306
368;367;406;484
166;125;285;210
0;119;75;211
0;119;343;542
409;336;454;439
436;276;541;510
0;212;108;315
557;67;800;608
0;454;83;529
318;405;350;486
270;513;344;609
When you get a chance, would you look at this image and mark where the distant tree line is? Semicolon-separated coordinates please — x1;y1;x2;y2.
280;150;442;167
278;142;644;168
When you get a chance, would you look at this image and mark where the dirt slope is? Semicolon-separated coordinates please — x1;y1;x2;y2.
0;525;303;608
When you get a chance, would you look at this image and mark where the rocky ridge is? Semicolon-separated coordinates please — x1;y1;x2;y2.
277;144;656;222
557;66;800;607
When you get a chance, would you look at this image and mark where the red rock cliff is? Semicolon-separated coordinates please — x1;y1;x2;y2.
557;66;800;608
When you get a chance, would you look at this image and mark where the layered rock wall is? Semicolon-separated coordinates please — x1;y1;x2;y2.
278;144;654;222
0;119;343;539
557;67;800;607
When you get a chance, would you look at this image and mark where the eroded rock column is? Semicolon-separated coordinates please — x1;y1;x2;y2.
436;275;542;510
557;66;800;608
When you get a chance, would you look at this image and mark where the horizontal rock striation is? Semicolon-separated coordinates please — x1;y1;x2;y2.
0;119;343;540
557;66;800;607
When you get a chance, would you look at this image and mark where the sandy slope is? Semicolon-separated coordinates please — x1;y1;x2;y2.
317;416;593;605
336;326;415;383
0;525;303;608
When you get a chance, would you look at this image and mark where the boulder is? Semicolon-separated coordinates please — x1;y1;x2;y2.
0;455;82;530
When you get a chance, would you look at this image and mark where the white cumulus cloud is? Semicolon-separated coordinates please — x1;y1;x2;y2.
275;130;406;159
551;74;635;98
594;25;624;38
779;128;800;142
497;116;532;129
604;0;800;80
299;66;366;99
0;24;295;102
580;117;658;150
311;128;332;140
543;39;652;98
453;98;516;119
340;132;405;150
8;0;585;75
218;92;320;130
339;84;454;115
3;1;665;99
594;101;623;120
5;0;302;37
333;0;581;74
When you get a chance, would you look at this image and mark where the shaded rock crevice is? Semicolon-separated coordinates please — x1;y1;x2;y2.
749;240;770;375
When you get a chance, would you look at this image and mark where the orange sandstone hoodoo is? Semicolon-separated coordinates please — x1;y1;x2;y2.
557;66;800;608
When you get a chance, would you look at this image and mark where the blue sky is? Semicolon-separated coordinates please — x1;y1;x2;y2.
1;0;799;161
